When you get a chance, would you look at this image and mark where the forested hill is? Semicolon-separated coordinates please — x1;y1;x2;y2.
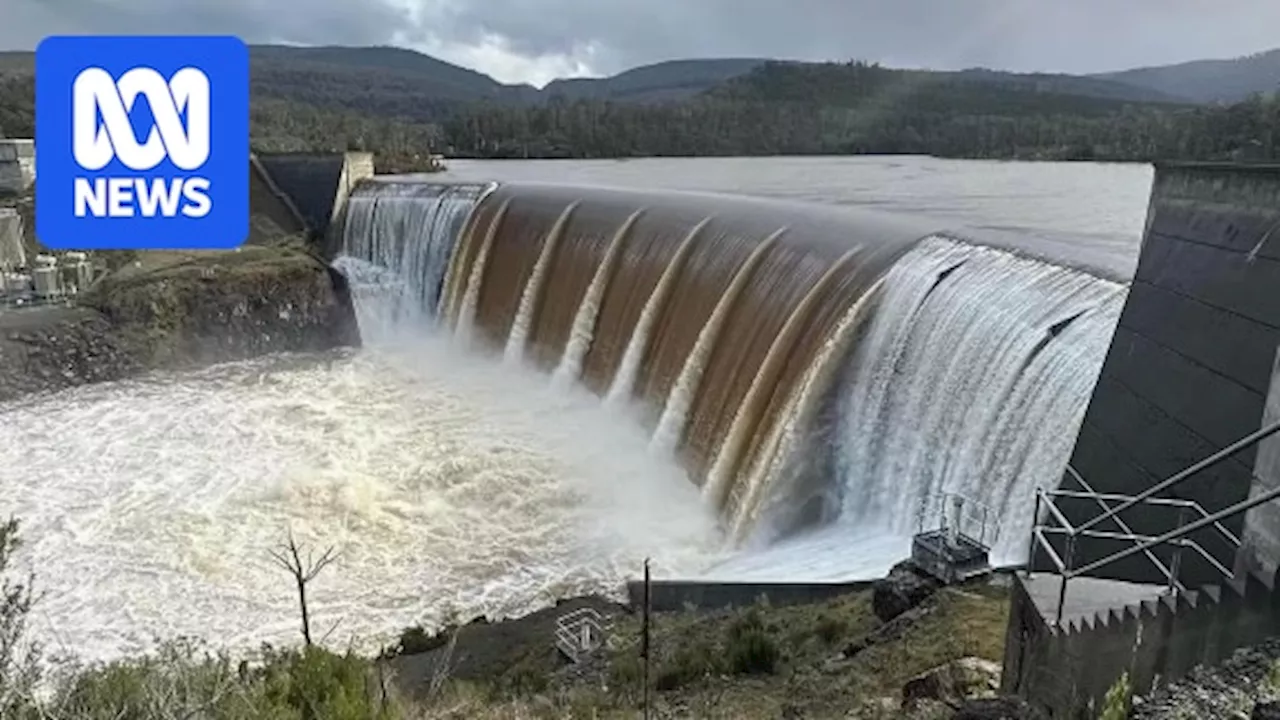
0;45;1278;166
1097;48;1280;104
0;43;1195;123
441;60;1277;162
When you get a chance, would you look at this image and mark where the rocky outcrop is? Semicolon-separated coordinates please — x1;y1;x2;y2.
902;656;1001;711
0;245;359;403
1255;702;1280;720
0;308;141;401
872;560;942;622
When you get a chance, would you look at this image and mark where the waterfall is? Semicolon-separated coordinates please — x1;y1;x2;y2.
829;236;1126;561
603;218;710;408
552;211;643;390
505;203;580;364
335;181;490;338
652;228;786;457
335;181;1128;578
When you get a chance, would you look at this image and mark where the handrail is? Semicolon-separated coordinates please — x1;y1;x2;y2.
1037;488;1078;534
1068;475;1280;578
1049;489;1198;509
1076;418;1280;535
1050;487;1242;549
1033;528;1068;573
1061;465;1176;588
1037;527;1229;584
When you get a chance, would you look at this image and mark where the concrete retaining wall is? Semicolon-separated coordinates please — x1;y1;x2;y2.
1045;163;1280;586
1002;570;1280;718
255;152;374;245
624;580;874;612
1241;347;1280;580
0;139;35;196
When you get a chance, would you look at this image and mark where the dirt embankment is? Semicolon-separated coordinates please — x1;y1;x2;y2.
0;243;360;403
381;581;1019;719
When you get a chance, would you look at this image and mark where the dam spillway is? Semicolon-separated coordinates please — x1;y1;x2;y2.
335;179;1127;576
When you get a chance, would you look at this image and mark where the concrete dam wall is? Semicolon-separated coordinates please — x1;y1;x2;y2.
1040;162;1280;587
334;179;1127;575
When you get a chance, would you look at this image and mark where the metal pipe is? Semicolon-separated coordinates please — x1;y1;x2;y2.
1077;418;1280;534
1038;489;1077;533
1034;528;1068;573
1167;506;1187;595
1070;476;1280;578
1054;487;1241;549
1049;489;1199;509
1027;491;1043;577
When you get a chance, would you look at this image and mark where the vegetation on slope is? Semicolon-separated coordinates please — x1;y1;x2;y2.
442;61;1280;161
2;45;1280;164
0;513;1014;719
1096;48;1280;105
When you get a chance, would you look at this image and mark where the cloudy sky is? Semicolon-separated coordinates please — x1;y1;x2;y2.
2;0;1277;87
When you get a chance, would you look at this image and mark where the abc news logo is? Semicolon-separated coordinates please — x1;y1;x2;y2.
36;36;248;250
72;66;212;219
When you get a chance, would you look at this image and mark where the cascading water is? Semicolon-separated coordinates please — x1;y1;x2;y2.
334;181;492;341
334;181;1128;580
0;170;1143;668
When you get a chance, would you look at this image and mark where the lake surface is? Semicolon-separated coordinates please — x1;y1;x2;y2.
437;156;1155;278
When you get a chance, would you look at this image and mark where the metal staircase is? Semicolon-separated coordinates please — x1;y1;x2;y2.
554;607;619;664
1028;417;1280;628
1008;418;1280;716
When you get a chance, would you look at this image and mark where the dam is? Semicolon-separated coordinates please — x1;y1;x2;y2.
0;155;1169;666
331;177;1127;579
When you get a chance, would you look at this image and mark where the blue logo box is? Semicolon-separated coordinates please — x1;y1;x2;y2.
36;35;249;250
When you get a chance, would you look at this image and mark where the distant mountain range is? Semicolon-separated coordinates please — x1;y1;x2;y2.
235;44;1277;116
1094;48;1280;104
0;43;1275;122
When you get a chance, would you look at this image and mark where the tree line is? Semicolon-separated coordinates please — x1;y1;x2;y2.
1;61;1277;164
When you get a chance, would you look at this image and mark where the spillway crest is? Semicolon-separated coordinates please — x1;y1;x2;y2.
335;180;1126;567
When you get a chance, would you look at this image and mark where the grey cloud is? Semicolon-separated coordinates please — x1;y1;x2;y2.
0;0;408;51
431;0;1280;75
1;0;1277;82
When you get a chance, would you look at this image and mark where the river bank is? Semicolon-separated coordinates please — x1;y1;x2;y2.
375;574;1020;719
0;185;361;404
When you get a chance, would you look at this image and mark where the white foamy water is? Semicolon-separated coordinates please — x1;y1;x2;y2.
0;341;727;665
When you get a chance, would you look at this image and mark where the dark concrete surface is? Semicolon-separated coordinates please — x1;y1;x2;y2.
1049;163;1280;586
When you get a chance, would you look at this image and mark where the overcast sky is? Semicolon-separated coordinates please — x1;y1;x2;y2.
2;0;1277;87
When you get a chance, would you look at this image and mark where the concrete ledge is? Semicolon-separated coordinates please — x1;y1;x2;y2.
625;580;874;612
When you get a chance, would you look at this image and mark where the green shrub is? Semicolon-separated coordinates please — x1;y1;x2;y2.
495;656;550;697
655;640;722;691
725;609;780;675
385;624;452;658
51;640;397;720
0;517;40;720
814;613;848;645
1098;670;1132;720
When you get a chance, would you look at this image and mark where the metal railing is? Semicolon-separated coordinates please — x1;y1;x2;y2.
916;490;1004;549
553;607;616;663
1028;418;1280;628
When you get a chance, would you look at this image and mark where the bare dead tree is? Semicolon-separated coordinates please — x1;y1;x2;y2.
268;531;338;647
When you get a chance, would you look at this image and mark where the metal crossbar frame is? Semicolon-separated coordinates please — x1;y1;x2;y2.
1075;418;1280;535
1027;419;1280;628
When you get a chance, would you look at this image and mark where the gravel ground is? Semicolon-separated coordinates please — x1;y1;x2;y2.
1133;638;1280;719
